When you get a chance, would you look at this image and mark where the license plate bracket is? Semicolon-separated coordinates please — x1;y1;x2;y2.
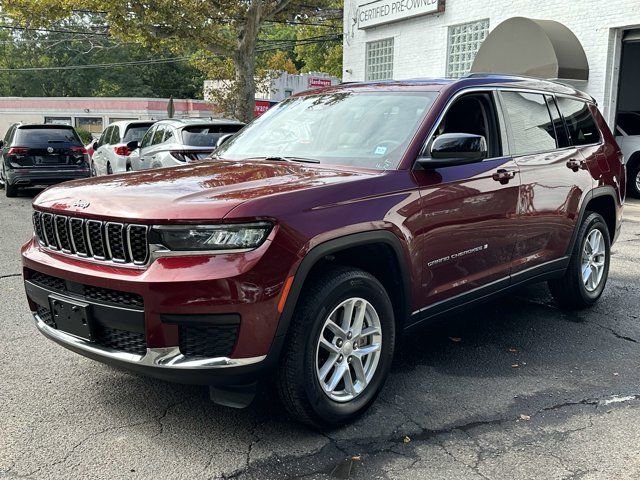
48;294;93;341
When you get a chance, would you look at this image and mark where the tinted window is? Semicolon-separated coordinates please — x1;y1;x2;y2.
14;127;81;147
501;92;556;155
140;127;155;148
217;91;438;169
152;126;165;145
97;127;110;147
182;124;243;147
163;128;174;142
4;125;16;144
109;125;121;144
556;97;601;146
123;124;153;143
546;96;570;148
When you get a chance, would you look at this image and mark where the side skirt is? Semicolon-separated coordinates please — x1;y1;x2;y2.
405;256;570;331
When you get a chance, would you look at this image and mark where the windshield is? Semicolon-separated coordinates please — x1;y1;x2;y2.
123;124;154;143
216;91;438;169
182;124;244;147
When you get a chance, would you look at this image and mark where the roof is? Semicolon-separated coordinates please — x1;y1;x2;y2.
318;74;594;102
154;118;245;127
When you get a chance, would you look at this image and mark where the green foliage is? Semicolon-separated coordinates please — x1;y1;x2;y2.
0;24;205;98
75;127;93;145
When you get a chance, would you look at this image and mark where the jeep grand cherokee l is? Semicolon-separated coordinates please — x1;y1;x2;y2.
21;75;624;427
1;123;91;197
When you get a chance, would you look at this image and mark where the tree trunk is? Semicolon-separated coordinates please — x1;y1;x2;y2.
233;1;261;122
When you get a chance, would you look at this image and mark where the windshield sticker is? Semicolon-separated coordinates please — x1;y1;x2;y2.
427;244;488;268
374;146;387;155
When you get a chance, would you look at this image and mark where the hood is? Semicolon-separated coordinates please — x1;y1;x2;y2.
33;160;373;222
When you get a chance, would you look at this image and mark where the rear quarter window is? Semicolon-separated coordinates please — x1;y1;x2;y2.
556;97;601;146
500;91;557;155
181;124;243;147
14;127;82;147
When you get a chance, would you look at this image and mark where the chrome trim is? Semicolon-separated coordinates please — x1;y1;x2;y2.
34;313;265;369
105;222;127;263
126;224;149;265
85;219;106;260
69;217;89;257
149;243;253;259
41;213;59;250
54;215;73;254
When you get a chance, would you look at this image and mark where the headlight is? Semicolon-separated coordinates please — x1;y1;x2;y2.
151;222;272;251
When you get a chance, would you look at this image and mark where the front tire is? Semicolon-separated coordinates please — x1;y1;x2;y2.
277;266;395;428
549;212;610;309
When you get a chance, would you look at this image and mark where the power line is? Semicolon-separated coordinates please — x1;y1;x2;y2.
0;56;192;72
0;24;109;36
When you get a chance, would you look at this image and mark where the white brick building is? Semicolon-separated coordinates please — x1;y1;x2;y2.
343;0;640;126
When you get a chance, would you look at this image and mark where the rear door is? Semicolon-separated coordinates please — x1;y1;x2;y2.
500;91;594;276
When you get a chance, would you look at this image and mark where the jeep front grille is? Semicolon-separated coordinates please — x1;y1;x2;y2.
32;211;149;265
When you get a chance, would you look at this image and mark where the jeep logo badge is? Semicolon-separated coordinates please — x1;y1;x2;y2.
72;200;90;209
47;146;54;153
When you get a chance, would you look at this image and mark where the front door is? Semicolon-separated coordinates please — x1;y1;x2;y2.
412;91;521;313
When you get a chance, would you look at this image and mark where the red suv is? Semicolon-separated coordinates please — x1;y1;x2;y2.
22;75;625;427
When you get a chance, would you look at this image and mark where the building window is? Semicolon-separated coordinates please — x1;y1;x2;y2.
44;116;72;126
366;38;394;81
75;117;103;135
446;19;489;78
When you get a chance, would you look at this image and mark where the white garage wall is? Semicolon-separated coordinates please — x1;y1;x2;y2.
343;0;640;123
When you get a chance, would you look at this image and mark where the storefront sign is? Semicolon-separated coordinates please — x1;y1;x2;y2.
357;0;444;29
254;100;276;117
308;77;333;87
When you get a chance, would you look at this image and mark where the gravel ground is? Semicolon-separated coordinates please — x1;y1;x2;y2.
1;188;640;480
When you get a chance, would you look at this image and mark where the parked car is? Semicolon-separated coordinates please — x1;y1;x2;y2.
22;75;624;427
127;118;245;171
615;111;640;198
91;120;155;176
0;123;90;197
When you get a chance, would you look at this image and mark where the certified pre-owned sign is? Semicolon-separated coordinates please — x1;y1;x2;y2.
357;0;444;29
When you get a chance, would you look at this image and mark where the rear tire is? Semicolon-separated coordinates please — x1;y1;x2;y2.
5;182;18;197
106;163;113;175
627;160;640;199
549;212;610;309
277;266;395;428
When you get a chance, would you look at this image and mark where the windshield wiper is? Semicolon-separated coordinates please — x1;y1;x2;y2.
244;156;320;164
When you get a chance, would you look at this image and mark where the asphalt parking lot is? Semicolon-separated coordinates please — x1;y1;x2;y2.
2;189;640;480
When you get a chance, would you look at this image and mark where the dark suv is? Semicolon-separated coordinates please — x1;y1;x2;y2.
21;75;624;427
0;123;91;197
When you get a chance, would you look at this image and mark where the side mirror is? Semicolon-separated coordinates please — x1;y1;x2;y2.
216;133;234;148
92;141;98;150
417;133;487;169
126;140;139;151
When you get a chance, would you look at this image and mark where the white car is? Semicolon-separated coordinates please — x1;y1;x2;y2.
127;118;245;171
91;120;155;175
615;111;640;198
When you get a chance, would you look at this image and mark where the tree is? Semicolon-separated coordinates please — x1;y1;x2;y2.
3;1;332;122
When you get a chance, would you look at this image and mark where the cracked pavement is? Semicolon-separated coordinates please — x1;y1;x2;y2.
1;189;640;479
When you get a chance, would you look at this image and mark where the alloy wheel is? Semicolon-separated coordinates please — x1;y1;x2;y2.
581;228;606;292
315;297;382;402
635;169;640;194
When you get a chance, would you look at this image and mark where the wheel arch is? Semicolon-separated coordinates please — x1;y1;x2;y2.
270;231;412;360
567;186;619;254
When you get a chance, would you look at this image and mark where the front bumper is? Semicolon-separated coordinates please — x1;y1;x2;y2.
34;312;266;385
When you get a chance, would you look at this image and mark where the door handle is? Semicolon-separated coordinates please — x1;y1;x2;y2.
566;158;586;172
492;169;517;184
